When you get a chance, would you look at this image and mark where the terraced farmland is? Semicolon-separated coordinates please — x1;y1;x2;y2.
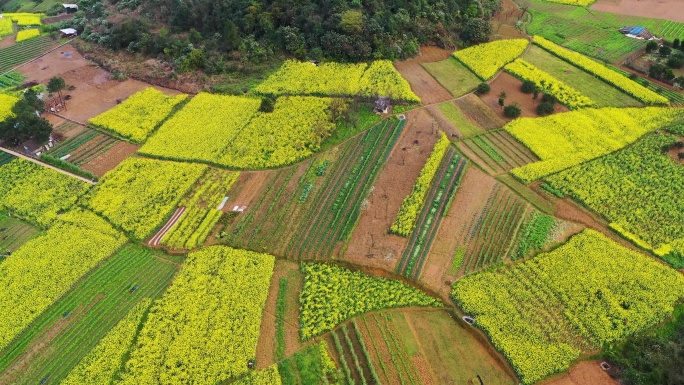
456;130;538;175
49;129;120;166
0;213;39;252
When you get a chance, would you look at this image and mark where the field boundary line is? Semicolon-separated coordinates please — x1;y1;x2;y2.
0;37;77;78
0;147;96;184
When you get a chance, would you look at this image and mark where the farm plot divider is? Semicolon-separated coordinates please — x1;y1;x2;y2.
397;147;468;280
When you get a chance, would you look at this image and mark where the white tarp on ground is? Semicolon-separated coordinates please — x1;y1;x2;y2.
60;28;77;35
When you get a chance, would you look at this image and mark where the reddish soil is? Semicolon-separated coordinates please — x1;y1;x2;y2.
344;109;442;272
81;141;139;177
666;146;684;164
491;0;527;40
394;47;454;105
417;166;499;297
454;94;506;130
43;14;75;24
542;360;618;385
0;34;16;49
481;72;570;121
18;43;182;123
255;260;302;368
221;170;277;213
591;0;684;23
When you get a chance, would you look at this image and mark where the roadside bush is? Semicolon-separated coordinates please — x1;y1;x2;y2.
476;82;491;95
503;104;521;118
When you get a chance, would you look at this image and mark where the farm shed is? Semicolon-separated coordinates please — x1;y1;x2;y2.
374;97;390;114
62;4;78;13
619;26;657;40
59;28;77;38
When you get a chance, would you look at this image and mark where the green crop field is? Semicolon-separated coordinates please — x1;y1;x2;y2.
0;35;54;73
422;57;482;97
522;45;643;107
0;245;178;384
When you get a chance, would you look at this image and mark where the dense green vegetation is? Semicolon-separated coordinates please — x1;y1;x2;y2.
67;0;502;73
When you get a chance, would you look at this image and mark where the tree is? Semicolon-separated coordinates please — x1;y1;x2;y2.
498;97;505;107
461;18;492;45
541;93;557;104
47;77;67;110
536;101;554;116
476;82;491;95
503;104;521;118
521;80;536;94
646;40;658;53
674;76;684;89
23;89;44;111
533;89;539;99
667;53;684;69
673;38;681;50
0;100;53;146
340;10;363;34
659;45;672;56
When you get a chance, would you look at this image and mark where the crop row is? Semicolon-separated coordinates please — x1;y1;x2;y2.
397;150;468;279
391;133;451;236
370;314;420;385
0;36;53;73
452;229;684;384
286;118;403;260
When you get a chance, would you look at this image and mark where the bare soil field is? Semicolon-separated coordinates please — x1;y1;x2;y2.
220;170;278;213
481;73;570;121
416;166;498;295
255;260;304;368
542;360;618;385
80;141;139;177
591;0;684;23
394;47;454;105
18;44;183;123
344;109;441;272
454;94;506;130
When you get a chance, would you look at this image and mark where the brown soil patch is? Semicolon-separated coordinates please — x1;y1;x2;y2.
665;140;684;164
344;109;441;272
591;0;684;23
255;260;302;368
394;47;454;105
221;170;277;213
491;0;527;40
18;43;182;124
481;72;570;121
454;94;506;130
420;167;498;293
0;34;16;50
81;141;139;177
542;360;618;385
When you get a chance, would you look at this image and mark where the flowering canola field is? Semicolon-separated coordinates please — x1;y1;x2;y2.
453;39;529;80
254;60;420;102
452;229;684;384
505;106;684;182
85;157;206;240
117;246;274;385
88;88;187;143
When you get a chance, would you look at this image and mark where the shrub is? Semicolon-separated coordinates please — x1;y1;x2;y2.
541;93;557;104
536;101;555;116
503;104;521;118
646;41;659;53
521;80;536;93
673;38;681;50
667;54;684;69
476;82;491;94
659;45;672;56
